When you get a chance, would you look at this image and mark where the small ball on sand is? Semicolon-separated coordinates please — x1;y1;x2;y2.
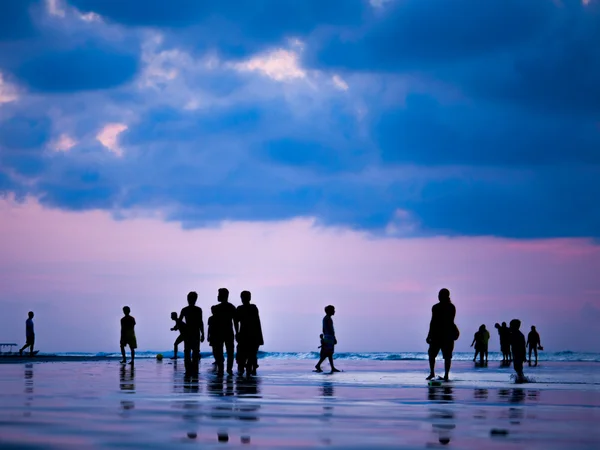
156;354;163;361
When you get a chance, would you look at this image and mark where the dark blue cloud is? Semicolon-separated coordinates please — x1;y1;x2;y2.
15;44;139;92
0;116;51;177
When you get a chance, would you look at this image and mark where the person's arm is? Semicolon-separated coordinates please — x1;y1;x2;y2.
471;334;476;347
233;305;240;337
199;309;204;341
426;306;435;343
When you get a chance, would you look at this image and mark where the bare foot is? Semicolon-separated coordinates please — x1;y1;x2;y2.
331;368;341;372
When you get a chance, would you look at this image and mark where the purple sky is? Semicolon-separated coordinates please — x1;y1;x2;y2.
1;196;598;352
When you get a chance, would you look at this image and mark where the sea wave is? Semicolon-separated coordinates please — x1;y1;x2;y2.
45;351;600;362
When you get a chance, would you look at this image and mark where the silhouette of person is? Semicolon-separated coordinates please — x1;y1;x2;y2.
470;324;490;364
509;319;526;383
170;311;186;360
179;291;204;376
496;322;512;363
426;288;458;381
120;306;136;365
212;288;238;376
235;291;264;377
19;311;35;356
314;305;340;373
207;305;222;367
526;325;542;366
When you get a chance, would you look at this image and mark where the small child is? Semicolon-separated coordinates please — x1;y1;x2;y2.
207;305;221;366
170;312;185;360
318;333;324;351
120;306;137;365
509;319;526;383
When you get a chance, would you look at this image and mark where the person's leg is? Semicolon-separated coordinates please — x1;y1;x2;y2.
528;347;532;365
534;348;538;366
473;349;477;362
213;341;225;374
192;341;200;375
173;335;184;359
442;342;454;381
120;345;126;363
514;358;524;380
329;353;340;372
130;346;135;365
29;338;35;355
249;345;259;375
427;345;439;380
315;353;327;372
479;349;484;364
225;338;235;375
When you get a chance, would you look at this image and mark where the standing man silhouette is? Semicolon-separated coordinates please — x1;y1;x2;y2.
180;292;204;376
526;325;542;366
426;288;458;381
235;291;264;376
212;288;238;376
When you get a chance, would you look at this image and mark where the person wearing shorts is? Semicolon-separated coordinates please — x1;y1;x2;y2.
120;306;137;365
426;289;458;381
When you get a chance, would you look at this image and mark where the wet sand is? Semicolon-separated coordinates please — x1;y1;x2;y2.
0;359;598;449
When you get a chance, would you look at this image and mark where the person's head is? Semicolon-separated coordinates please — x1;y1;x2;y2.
494;323;500;329
171;312;177;320
218;288;229;303
502;322;507;328
187;291;198;306
28;311;34;319
510;319;521;330
438;288;451;303
211;305;217;314
320;334;323;338
479;324;486;332
531;325;536;331
325;305;335;316
123;306;131;315
240;290;251;305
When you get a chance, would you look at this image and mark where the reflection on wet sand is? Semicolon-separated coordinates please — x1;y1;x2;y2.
427;386;455;446
24;363;34;418
119;364;135;413
319;381;335;445
497;388;539;425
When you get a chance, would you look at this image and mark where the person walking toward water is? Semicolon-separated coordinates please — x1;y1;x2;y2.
120;306;136;365
426;288;458;381
470;324;490;364
314;305;340;373
509;319;527;383
212;288;238;376
527;326;542;366
235;290;264;377
19;311;35;356
179;291;204;376
170;312;185;360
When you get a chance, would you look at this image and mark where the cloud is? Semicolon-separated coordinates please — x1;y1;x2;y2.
332;74;349;91
51;133;77;152
233;49;306;82
0;72;19;104
96;123;128;156
46;0;66;18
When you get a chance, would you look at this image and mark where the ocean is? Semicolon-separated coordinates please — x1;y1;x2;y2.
0;354;598;448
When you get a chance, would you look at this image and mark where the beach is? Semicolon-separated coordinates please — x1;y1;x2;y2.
0;357;598;449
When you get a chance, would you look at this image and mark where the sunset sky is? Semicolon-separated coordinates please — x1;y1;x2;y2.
1;0;598;353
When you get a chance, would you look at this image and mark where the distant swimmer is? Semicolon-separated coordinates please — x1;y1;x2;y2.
212;288;238;376
426;288;459;381
235;291;264;377
170;312;185;360
509;319;526;383
526;325;542;366
180;291;204;376
315;305;340;373
120;306;137;365
19;311;35;356
470;324;490;364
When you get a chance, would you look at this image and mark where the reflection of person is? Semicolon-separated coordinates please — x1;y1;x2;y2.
470;324;490;363
120;306;136;365
509;319;526;383
19;311;35;356
526;326;542;366
180;292;204;376
170;312;185;360
235;291;264;376
314;305;340;373
426;289;458;381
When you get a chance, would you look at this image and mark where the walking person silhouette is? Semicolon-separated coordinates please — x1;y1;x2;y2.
19;311;36;356
426;288;458;381
314;305;340;373
212;288;238;376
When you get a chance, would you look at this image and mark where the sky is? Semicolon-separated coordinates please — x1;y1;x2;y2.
0;0;599;353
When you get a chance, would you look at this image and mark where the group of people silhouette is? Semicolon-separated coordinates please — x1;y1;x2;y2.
426;288;543;383
17;287;541;384
120;288;264;377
